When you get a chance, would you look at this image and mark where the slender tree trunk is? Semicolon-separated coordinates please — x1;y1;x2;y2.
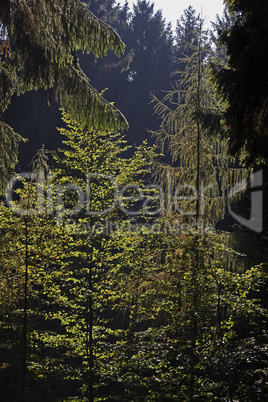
196;20;202;227
190;20;203;400
87;261;94;402
21;216;28;402
89;263;94;402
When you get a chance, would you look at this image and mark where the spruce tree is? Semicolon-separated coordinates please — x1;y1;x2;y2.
0;0;128;191
150;7;243;228
207;0;268;165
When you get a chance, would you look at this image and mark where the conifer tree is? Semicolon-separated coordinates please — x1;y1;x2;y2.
207;0;268;164
0;0;128;191
150;8;243;228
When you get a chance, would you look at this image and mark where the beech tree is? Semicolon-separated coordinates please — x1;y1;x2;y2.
0;110;155;401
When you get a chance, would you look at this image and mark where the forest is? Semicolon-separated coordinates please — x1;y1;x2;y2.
0;0;267;401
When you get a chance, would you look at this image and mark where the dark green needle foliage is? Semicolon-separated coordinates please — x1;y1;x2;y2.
208;0;268;165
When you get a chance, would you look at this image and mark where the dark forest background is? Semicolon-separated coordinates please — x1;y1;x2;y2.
4;0;208;169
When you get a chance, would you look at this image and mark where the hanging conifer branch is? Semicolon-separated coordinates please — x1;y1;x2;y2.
0;0;129;190
0;121;26;193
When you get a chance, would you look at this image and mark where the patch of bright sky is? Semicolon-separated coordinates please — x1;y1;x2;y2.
120;0;225;29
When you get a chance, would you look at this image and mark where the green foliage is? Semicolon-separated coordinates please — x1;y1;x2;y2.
1;189;268;400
